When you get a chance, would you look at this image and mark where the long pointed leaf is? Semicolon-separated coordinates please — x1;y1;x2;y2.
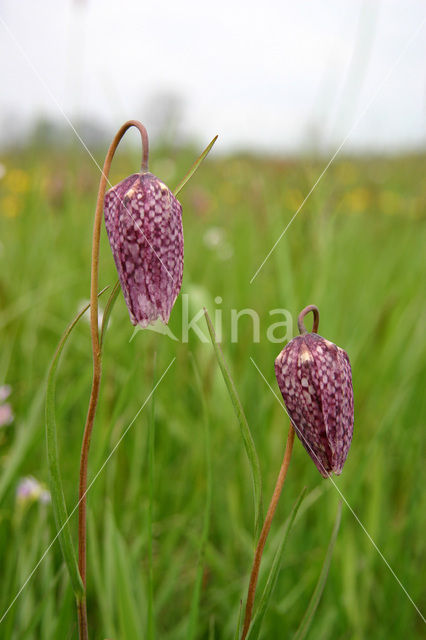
112;513;143;639
234;601;243;640
100;279;121;348
204;309;263;540
147;354;157;640
246;488;307;640
45;287;109;600
293;501;342;640
173;135;218;197
187;354;213;640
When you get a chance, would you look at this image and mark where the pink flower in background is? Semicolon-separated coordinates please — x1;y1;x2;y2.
16;476;51;504
0;384;11;402
104;172;183;328
0;385;13;428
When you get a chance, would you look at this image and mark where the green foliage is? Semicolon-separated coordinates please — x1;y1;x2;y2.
293;501;342;640
204;308;263;540
173;136;218;197
246;488;307;640
0;148;425;638
186;355;213;640
45;301;91;602
45;288;109;604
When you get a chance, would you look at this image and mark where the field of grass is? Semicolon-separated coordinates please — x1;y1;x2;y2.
0;143;425;639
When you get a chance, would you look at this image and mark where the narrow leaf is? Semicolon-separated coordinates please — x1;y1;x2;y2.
204;309;263;540
113;517;142;639
45;288;109;600
100;279;121;348
293;501;342;640
173;135;218;197
234;601;243;640
247;488;307;640
146;354;157;640
187;354;213;640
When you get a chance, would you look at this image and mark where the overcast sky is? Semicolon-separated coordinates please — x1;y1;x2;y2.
0;0;425;153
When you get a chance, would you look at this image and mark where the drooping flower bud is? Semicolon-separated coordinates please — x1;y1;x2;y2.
274;305;354;477
104;172;183;327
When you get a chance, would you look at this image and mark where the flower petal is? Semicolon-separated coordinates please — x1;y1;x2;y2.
104;172;184;327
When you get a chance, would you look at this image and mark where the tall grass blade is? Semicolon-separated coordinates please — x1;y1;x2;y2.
113;515;142;639
173;135;218;197
147;354;157;640
204;309;263;539
293;501;343;640
88;509;115;634
187;354;213;640
246;488;307;640
100;279;121;348
45;288;109;600
234;601;243;640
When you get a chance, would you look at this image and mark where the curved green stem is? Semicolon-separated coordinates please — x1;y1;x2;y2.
77;120;149;640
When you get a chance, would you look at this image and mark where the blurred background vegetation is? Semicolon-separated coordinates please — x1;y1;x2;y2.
0;141;425;638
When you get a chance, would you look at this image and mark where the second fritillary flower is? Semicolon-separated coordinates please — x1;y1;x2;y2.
275;305;354;477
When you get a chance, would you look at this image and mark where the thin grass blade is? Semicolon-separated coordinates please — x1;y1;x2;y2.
173;135;218;197
147;354;157;640
45;288;109;600
293;501;343;640
204;308;263;540
246;488;307;640
113;516;143;639
100;279;121;348
234;601;243;640
187;354;213;640
87;508;116;634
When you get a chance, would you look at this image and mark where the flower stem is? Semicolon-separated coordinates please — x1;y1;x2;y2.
297;305;319;335
77;120;148;640
241;424;295;640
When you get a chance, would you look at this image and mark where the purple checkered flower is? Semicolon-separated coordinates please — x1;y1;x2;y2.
275;305;354;477
104;172;183;328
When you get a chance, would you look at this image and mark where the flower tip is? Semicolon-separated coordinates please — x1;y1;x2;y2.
134;311;171;330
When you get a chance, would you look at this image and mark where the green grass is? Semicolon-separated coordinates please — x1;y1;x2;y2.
0;145;425;639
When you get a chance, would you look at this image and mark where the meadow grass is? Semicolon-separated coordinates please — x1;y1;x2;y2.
0;146;425;639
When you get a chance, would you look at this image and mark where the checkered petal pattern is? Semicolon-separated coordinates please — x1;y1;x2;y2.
275;332;354;477
104;172;183;327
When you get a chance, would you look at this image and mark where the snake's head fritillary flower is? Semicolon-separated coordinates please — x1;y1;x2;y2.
104;172;183;328
275;305;354;477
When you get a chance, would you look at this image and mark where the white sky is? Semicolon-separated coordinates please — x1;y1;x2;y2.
0;0;425;152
